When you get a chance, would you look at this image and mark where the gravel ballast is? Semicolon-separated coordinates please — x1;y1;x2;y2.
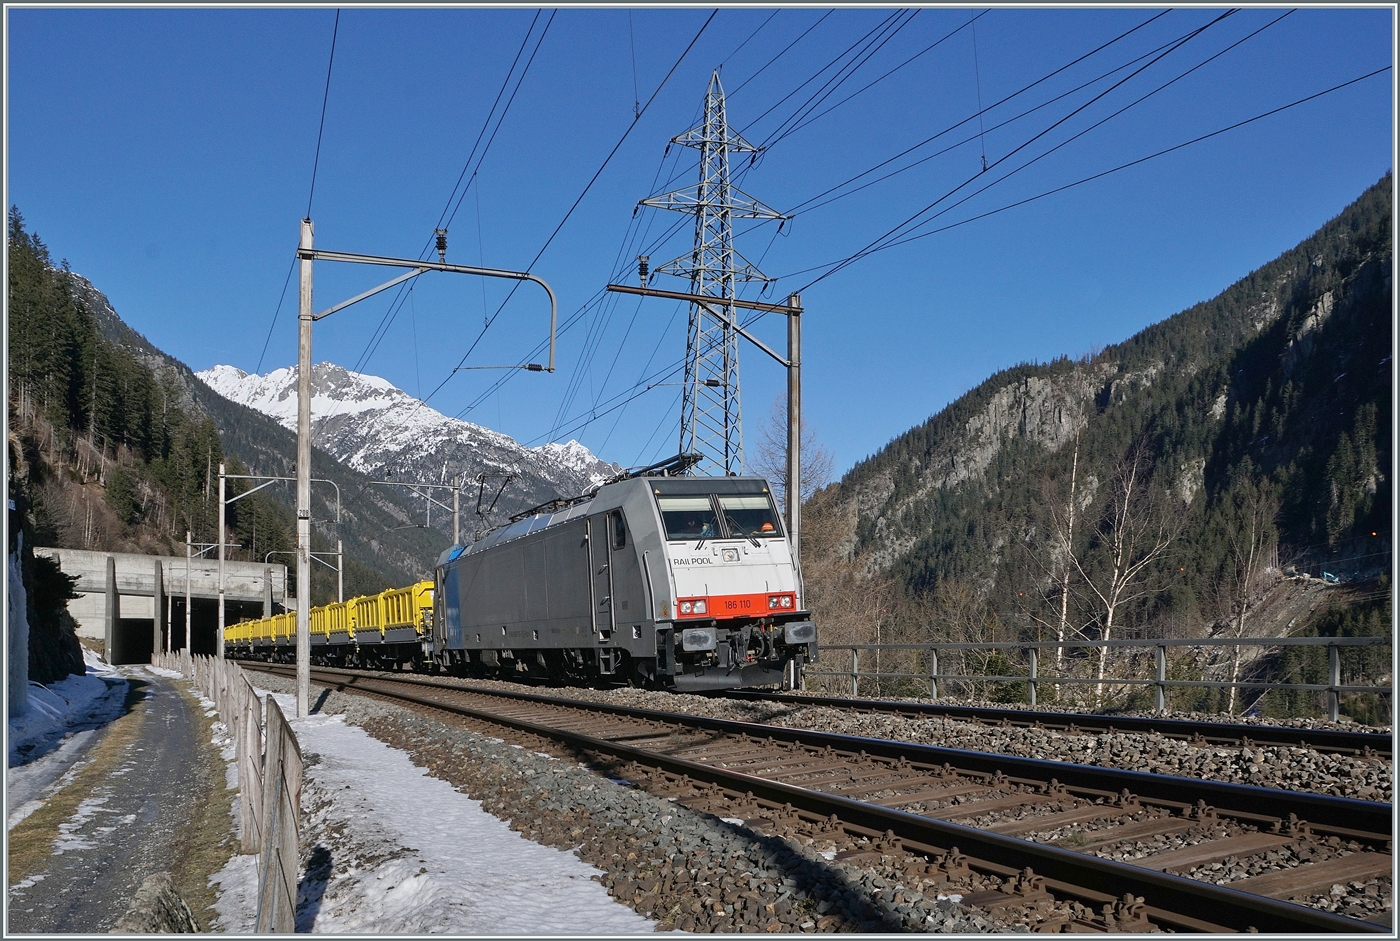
434;679;1392;803
252;672;1037;933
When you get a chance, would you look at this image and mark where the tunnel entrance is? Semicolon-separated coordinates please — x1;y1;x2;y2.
111;619;155;665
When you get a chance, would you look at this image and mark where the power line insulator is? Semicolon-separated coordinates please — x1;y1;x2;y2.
638;255;649;285
435;228;448;263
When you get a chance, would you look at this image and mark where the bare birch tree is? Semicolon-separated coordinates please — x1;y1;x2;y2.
1073;446;1183;705
1215;475;1280;713
1020;434;1088;671
749;395;835;516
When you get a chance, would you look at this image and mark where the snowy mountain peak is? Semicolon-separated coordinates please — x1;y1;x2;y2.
196;363;618;526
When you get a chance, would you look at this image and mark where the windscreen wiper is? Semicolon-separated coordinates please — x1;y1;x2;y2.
725;513;761;548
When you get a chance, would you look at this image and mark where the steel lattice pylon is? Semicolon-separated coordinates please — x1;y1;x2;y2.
642;71;787;476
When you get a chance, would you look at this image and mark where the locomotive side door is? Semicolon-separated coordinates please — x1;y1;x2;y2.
605;509;644;626
588;514;614;637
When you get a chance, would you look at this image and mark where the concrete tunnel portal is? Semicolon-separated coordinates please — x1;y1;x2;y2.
34;547;289;665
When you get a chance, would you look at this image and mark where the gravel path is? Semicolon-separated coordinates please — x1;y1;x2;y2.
7;672;213;932
255;672;1042;933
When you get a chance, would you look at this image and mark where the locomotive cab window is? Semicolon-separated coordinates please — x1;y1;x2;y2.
656;496;720;541
610;510;627;549
717;494;783;538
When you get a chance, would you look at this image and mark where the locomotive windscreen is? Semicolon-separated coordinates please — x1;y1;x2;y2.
657;495;720;540
656;491;783;541
716;494;782;538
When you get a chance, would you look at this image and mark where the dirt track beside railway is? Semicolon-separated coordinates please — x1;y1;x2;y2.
7;672;236;932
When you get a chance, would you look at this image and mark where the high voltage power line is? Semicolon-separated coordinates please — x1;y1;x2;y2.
306;7;1372;521
791;8;1241;293
473;10;1212;442
512;57;1387;458
332;9;719;515
549;10;1175;450
816;65;1392;263
491;11;1378;470
516;11;1212;449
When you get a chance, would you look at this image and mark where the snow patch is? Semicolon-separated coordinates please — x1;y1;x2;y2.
210;686;657;934
52;795;110;854
7;651;129;829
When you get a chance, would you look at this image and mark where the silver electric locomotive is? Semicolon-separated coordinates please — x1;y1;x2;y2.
430;471;817;690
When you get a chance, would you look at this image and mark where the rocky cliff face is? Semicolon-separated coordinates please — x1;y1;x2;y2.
822;174;1391;597
850;367;1105;571
197;363;619;532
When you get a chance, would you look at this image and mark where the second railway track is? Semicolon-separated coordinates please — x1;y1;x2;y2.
249;663;1391;933
715;689;1393;757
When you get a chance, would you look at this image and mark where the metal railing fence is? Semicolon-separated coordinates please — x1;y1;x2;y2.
804;636;1391;721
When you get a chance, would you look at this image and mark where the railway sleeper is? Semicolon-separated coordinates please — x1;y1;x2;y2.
263;665;1387;932
649;770;1367;932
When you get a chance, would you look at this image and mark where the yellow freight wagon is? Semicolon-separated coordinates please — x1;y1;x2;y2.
225;579;432;670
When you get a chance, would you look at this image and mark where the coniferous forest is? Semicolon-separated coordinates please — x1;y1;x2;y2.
7;206;445;679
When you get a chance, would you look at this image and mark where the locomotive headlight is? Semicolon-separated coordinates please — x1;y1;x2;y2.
780;595;793;608
680;601;693;614
692;599;707;614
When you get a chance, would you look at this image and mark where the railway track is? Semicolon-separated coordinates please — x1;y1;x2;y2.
248;663;1391;933
717;689;1393;757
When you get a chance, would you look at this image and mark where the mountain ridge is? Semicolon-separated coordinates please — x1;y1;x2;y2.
807;173;1391;665
196;362;619;527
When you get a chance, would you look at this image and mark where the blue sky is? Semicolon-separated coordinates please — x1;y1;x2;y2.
6;6;1394;481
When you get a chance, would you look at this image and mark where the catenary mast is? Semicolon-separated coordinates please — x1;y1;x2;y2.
642;71;787;475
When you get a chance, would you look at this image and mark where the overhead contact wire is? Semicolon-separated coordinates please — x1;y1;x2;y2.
306;9;341;219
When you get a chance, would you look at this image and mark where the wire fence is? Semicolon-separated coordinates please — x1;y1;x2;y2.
804;636;1392;722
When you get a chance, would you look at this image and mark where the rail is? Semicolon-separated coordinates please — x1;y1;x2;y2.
806;637;1391;720
245;663;1387;933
